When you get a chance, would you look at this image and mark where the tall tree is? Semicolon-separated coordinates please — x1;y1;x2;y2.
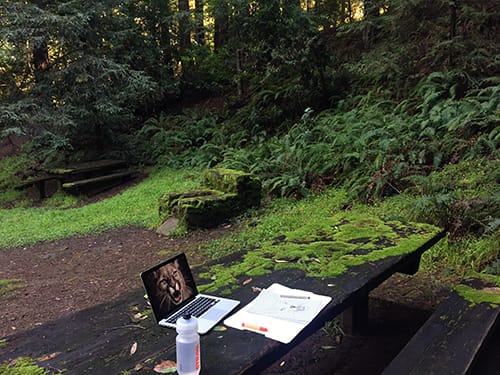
0;0;161;162
178;0;191;55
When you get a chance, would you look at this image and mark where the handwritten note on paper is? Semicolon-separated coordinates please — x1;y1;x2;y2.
224;283;332;343
247;289;325;323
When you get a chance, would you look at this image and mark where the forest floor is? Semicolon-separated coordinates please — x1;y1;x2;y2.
0;183;497;374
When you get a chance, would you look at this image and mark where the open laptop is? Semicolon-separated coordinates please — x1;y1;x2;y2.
141;253;240;334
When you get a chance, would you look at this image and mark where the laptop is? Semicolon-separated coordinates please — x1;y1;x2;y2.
141;253;240;334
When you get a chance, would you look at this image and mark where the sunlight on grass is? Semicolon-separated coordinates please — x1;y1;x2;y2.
0;168;201;248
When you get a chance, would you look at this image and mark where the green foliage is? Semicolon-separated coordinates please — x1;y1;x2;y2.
483;259;500;276
133;110;224;168
0;357;50;375
405;159;499;236
0;156;34;190
0;168;200;248
421;233;500;277
0;0;164;162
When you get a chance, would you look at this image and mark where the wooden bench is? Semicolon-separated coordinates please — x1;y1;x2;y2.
15;160;132;198
382;276;499;375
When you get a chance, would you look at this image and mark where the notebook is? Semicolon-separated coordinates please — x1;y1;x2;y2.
141;253;240;334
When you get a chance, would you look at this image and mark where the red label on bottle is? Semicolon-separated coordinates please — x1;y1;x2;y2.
195;343;200;370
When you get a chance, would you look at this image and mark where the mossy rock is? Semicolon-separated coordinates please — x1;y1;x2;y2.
203;168;262;208
159;188;240;228
158;169;262;231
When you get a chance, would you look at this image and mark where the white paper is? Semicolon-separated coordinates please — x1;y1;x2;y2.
224;283;331;344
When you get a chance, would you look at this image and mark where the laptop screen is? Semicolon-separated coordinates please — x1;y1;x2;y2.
141;253;198;322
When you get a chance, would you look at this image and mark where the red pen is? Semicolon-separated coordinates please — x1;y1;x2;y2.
242;322;268;332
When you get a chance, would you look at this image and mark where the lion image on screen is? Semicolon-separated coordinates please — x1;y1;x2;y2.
151;260;193;317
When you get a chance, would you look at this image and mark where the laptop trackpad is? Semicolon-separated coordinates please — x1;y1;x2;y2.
201;308;226;321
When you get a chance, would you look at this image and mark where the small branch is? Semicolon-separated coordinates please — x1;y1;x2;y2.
108;324;147;331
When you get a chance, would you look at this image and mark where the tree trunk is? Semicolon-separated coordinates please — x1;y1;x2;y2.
214;3;228;51
194;0;205;46
178;0;190;55
449;0;457;66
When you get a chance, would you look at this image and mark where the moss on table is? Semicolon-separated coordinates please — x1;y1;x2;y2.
199;212;442;293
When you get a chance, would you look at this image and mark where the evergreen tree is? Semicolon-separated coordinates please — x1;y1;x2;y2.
0;0;163;162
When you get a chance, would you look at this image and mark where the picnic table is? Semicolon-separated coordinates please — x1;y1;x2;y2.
0;215;446;374
15;159;131;198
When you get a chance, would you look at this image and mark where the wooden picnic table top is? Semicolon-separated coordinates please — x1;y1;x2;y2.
45;159;128;176
0;218;445;374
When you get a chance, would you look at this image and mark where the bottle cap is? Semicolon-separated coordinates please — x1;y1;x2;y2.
176;314;198;334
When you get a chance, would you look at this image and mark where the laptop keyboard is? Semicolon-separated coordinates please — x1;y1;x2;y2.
166;296;220;324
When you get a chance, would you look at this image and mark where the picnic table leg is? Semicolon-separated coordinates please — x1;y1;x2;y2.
399;256;421;275
342;290;369;335
35;180;46;199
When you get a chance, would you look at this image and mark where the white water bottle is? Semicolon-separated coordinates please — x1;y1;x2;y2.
176;314;201;375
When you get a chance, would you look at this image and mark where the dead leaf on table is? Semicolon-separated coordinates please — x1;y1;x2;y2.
242;278;253;285
131;312;148;323
321;345;336;350
134;363;144;371
154;359;177;373
213;325;227;332
37;352;62;362
130;342;138;355
251;286;262;293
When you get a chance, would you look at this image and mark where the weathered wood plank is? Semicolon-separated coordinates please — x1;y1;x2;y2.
61;170;133;189
382;280;500;375
47;159;128;176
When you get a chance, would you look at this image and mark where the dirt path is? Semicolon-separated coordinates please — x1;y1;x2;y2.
0;226;231;338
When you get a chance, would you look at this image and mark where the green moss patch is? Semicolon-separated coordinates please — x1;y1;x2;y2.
455;272;500;306
454;284;500;306
199;212;441;292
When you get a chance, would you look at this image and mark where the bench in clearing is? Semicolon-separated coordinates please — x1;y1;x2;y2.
382;275;500;375
15;159;132;198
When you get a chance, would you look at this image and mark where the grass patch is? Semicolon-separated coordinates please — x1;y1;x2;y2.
0;279;26;296
0;168;201;248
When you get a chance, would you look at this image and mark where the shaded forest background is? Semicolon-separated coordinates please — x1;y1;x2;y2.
1;0;499;243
